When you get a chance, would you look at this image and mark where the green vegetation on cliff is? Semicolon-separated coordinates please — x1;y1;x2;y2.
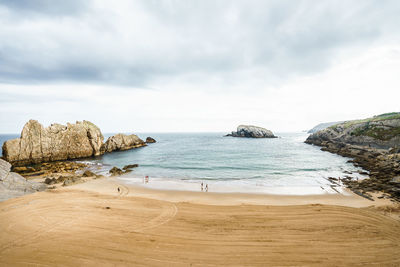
350;124;400;141
339;112;400;129
328;112;400;141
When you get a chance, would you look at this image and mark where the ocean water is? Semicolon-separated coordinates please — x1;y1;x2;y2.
0;132;367;195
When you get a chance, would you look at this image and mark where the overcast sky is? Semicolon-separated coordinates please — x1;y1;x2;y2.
0;0;399;133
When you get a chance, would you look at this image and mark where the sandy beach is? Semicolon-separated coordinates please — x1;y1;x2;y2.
1;178;399;266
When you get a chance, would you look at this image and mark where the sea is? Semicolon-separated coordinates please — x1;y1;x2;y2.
0;132;368;195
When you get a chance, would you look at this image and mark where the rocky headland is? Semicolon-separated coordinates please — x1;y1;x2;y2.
305;113;400;201
0;120;155;199
226;125;277;138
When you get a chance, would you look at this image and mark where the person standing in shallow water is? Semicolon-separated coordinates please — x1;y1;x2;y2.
201;182;203;192
205;184;208;192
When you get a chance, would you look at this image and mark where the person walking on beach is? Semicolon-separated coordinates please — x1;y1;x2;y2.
205;184;208;192
201;182;204;192
117;187;120;193
145;175;149;183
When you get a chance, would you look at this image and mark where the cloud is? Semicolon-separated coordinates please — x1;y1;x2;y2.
0;0;89;16
0;1;400;133
0;0;399;88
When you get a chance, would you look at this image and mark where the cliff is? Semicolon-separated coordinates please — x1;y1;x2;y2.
305;113;400;201
306;113;400;149
2;120;149;166
226;125;277;138
2;120;104;166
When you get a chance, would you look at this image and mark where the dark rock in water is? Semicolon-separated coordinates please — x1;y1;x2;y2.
2;120;104;166
82;170;96;177
103;133;146;153
123;164;139;170
146;137;156;143
226;125;277;138
109;167;124;176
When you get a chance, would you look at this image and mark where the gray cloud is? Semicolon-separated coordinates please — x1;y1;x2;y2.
0;0;399;87
0;0;89;16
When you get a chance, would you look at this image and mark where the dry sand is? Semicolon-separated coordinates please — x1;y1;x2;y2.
1;178;400;266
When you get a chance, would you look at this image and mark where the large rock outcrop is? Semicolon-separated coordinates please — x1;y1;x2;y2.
2;120;104;166
103;133;146;153
306;114;400;149
305;113;400;201
226;125;277;138
0;159;46;201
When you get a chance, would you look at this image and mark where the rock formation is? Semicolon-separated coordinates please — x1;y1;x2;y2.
146;137;156;143
2;120;104;166
306;113;400;149
2;120;150;167
103;133;146;153
0;158;46;201
305;113;400;201
226;125;277;138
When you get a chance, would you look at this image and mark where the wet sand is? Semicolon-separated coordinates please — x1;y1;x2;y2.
1;178;400;266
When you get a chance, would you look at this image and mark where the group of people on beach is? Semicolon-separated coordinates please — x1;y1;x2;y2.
201;182;208;192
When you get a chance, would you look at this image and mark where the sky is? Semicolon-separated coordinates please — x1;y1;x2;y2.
0;0;399;133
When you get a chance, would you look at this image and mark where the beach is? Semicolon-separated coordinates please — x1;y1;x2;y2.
1;177;399;266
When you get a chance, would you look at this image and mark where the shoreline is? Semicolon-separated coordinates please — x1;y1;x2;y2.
1;176;399;266
67;177;394;207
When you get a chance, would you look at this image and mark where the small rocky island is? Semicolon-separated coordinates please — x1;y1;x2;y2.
305;112;400;201
226;125;277;138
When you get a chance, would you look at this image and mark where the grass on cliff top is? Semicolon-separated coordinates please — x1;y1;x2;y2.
327;112;400;141
350;125;400;141
331;112;400;129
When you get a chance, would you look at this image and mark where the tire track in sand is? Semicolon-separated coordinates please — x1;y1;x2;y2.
134;202;178;233
112;181;178;233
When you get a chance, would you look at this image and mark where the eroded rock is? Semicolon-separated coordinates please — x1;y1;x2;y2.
2;120;104;166
226;125;277;138
103;133;146;153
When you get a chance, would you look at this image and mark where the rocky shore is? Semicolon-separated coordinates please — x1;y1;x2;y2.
306;113;400;201
0;120;157;199
0;158;46;201
226;125;277;138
